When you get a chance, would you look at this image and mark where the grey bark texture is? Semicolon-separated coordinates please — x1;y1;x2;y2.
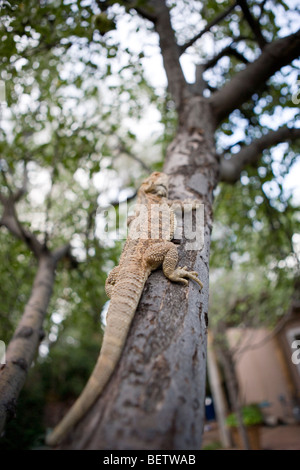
0;255;56;435
216;341;251;450
207;332;231;448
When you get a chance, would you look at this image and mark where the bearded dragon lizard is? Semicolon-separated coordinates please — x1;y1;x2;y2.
46;172;203;446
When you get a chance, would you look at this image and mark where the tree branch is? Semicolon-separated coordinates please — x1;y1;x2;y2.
234;309;292;358
203;43;249;70
53;243;72;264
236;0;267;49
210;29;300;124
13;162;28;203
150;0;187;108
97;1;158;23
127;0;187;107
258;0;267;20
179;2;237;55
128;1;157;23
220;126;300;183
0;196;44;257
116;143;151;172
233;281;300;358
0;191;6;205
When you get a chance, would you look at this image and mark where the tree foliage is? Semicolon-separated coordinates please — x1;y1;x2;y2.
0;0;299;449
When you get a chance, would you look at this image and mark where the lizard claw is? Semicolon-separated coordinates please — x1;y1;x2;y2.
189;271;198;276
170;267;203;291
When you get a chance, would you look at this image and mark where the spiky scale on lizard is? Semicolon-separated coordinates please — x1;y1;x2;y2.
46;172;203;447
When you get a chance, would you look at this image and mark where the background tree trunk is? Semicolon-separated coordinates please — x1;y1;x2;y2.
0;255;56;435
61;97;219;450
207;331;231;448
216;341;251;450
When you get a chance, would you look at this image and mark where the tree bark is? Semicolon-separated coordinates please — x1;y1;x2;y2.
207;331;231;448
210;29;300;123
216;342;250;450
60;97;219;450
0;254;56;435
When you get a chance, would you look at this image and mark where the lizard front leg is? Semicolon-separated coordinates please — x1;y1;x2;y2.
143;242;203;290
105;266;120;299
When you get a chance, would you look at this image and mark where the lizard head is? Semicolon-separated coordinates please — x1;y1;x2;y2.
139;172;169;199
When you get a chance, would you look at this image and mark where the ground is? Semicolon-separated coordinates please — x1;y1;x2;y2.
202;421;300;450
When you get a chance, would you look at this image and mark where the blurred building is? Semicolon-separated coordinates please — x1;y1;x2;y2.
227;302;300;423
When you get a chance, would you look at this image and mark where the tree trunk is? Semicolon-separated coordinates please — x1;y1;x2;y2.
0;254;56;435
217;343;251;450
61;97;219;450
207;331;231;448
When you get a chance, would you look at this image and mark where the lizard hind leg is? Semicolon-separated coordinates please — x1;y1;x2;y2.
167;265;203;290
162;245;203;291
143;242;203;291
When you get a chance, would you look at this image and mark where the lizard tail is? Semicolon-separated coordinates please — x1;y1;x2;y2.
46;267;149;447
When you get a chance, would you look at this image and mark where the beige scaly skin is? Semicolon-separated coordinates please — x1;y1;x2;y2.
46;172;203;446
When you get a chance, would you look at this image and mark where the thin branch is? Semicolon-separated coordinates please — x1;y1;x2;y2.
179;2;238;55
203;43;249;70
1;166;14;197
234;298;296;359
221;139;245;154
125;0;187;107
53;243;72;264
210;29;300;124
110;191;137;208
236;0;267;49
96;0;158;23
13;162;28;203
220;126;300;183
0;196;44;257
232;34;257;42
44;141;61;245
117;144;151;172
150;0;187;108
127;1;157;23
258;0;268;20
98;190;137;211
